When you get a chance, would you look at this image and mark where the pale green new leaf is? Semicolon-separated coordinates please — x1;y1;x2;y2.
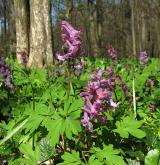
145;149;160;165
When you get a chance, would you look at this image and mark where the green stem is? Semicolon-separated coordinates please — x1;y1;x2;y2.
67;61;73;99
31;84;35;111
67;66;71;99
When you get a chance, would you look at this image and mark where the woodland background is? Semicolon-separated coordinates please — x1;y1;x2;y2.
0;0;160;68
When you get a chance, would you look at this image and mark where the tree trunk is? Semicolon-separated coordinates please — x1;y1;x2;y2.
130;0;136;57
88;0;99;58
7;0;16;54
14;0;29;63
66;0;73;20
96;0;103;55
141;10;146;50
28;0;53;67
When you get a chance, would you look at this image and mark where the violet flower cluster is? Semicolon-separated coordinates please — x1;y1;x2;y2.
140;50;148;67
80;69;121;130
74;60;85;77
147;79;154;89
56;21;82;62
107;45;118;63
0;55;14;88
17;51;28;66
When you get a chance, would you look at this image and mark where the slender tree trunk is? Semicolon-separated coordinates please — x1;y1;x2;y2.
14;0;29;63
96;0;103;55
130;0;136;57
79;1;91;56
66;0;73;20
155;17;160;57
141;10;146;50
88;0;99;58
43;0;54;65
2;0;7;54
7;0;16;54
28;0;53;67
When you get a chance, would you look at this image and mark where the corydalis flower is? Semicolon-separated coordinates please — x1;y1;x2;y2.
80;69;120;130
107;65;114;77
149;104;156;113
74;60;85;77
117;75;129;98
56;21;82;62
140;50;148;67
0;55;14;88
74;60;85;70
107;45;117;63
54;69;60;77
147;79;154;89
81;112;93;131
17;51;28;66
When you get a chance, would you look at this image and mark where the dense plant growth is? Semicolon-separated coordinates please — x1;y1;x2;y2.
0;21;160;165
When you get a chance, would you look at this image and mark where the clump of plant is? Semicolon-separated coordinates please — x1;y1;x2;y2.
0;21;160;165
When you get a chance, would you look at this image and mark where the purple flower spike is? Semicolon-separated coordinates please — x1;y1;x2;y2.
56;21;82;62
140;50;148;67
97;69;103;80
17;51;28;66
107;45;117;63
80;68;122;130
0;55;14;89
149;104;156;113
81;112;93;131
107;66;114;77
147;79;154;89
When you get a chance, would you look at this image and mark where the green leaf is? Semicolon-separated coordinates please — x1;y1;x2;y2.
0;118;29;145
43;98;82;145
113;116;146;139
88;155;102;165
58;150;85;165
24;103;50;134
92;144;125;165
145;149;160;165
44;117;64;145
18;143;40;164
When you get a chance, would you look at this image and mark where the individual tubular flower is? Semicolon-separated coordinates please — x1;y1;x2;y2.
140;50;148;67
56;21;82;62
0;55;14;88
